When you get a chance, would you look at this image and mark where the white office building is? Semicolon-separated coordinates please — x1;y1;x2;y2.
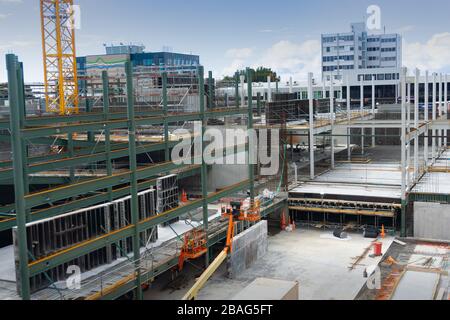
321;22;402;85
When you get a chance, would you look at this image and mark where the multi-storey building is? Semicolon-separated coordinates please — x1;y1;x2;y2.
321;22;402;85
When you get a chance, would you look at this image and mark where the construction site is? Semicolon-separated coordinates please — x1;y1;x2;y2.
0;0;449;302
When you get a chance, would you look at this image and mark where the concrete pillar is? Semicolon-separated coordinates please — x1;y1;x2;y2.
414;69;420;180
442;75;448;149
289;77;293;94
424;71;429;166
346;76;351;161
308;72;315;180
372;75;376;147
439;74;443;150
432;73;437;163
240;75;246;108
400;67;407;236
330;78;335;169
267;76;272;103
322;82;326;99
360;78;364;155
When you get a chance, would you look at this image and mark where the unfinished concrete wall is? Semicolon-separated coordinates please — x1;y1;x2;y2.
228;220;268;279
414;202;450;241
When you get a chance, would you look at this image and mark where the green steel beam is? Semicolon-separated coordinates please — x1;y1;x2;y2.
28;180;250;277
0;110;164;130
247;68;255;204
6;54;30;300
0;166;201;232
0;140;182;182
102;198;287;301
125;61;143;300
19;109;249;139
199;67;209;266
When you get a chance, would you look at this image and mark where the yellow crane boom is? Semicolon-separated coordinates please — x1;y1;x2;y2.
40;0;79;115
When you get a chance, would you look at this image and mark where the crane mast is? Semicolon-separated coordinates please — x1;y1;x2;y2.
40;0;79;115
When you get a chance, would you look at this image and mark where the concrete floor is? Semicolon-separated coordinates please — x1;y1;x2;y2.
144;228;393;300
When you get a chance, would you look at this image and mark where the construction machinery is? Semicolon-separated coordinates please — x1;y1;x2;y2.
181;200;260;300
40;0;79;115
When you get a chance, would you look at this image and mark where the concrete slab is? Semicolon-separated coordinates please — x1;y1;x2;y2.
197;228;394;300
391;271;440;300
232;278;299;300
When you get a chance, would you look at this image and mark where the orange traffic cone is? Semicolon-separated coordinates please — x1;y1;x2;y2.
181;190;188;202
381;225;386;239
281;211;287;230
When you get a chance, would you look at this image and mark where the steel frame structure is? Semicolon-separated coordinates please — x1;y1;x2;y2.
3;54;287;300
40;0;79;115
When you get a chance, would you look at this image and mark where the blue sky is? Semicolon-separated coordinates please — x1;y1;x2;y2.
1;0;450;82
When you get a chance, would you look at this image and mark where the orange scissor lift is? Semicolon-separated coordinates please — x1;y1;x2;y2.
177;200;261;272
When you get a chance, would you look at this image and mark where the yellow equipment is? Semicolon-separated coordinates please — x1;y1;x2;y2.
40;0;79;115
182;201;261;300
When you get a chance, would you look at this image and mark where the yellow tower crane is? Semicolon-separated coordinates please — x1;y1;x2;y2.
40;0;79;115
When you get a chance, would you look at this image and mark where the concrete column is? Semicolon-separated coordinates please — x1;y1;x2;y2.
439;74;443;149
360;78;364;155
240;75;246;108
289;77;293;94
406;79;411;184
346;76;351;161
267;76;272;103
308;72;315;180
400;67;407;237
414;69;420;180
330;78;335;169
372;75;376;147
442;75;448;149
432;73;437;163
322;82;326;99
424;71;429;166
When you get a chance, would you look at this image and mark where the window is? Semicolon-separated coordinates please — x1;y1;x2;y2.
381;57;396;61
377;74;385;80
385;74;392;80
381;47;396;52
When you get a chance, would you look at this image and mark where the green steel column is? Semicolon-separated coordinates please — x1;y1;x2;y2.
7;54;30;300
257;92;262;116
67;133;75;182
235;72;240;107
208;71;214;109
247;68;255;204
17;62;29;218
125;62;143;300
162;72;170;163
401;200;407;237
85;80;94;143
102;71;113;202
199;66;209;266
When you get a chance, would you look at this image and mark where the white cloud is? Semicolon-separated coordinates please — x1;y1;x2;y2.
0;13;11;19
220;40;321;81
254;40;321;81
0;0;23;3
403;32;450;72
225;48;253;59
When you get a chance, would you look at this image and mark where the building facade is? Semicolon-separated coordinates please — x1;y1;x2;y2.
77;45;200;78
321;22;402;84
